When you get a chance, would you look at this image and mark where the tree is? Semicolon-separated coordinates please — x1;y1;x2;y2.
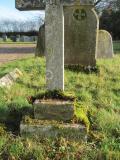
99;0;120;40
95;0;120;11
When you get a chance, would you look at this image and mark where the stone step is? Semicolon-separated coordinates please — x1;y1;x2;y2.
34;99;74;122
20;120;87;141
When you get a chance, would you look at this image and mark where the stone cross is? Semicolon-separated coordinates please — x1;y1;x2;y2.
15;0;95;91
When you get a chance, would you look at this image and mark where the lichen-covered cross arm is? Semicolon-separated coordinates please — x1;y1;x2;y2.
15;0;46;11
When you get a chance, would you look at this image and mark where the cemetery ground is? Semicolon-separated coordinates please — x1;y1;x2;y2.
0;43;119;159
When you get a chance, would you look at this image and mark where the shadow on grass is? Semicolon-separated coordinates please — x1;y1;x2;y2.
0;104;34;135
65;65;99;74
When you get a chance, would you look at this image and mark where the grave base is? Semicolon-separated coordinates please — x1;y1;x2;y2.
20;121;87;141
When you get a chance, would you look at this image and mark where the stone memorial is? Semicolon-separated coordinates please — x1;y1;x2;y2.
15;0;97;140
35;24;45;56
97;30;114;59
64;6;99;66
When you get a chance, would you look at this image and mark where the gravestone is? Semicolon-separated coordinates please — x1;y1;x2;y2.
0;68;23;88
2;34;7;42
35;24;45;56
64;6;99;66
15;0;94;140
97;30;114;59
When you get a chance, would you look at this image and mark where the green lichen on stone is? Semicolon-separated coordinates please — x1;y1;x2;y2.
22;116;63;126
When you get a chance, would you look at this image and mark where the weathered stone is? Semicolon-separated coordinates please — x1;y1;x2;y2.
63;0;94;6
16;0;95;11
16;0;45;10
97;30;114;59
34;99;74;121
20;121;87;140
0;68;23;88
64;6;99;66
45;0;64;90
35;24;45;57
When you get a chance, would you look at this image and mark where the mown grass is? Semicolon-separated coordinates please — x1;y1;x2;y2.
0;44;119;159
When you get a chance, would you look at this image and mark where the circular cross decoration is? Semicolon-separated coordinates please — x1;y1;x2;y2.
73;9;87;21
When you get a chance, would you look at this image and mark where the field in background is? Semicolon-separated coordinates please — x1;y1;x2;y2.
0;43;36;65
0;41;119;65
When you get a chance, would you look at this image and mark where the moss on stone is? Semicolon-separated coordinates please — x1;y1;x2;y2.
22;116;63;126
74;101;90;133
28;90;76;104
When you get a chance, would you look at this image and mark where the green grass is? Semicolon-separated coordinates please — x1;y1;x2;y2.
0;44;120;159
113;41;120;53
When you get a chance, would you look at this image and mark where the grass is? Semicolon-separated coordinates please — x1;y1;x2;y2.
113;41;120;53
0;43;119;159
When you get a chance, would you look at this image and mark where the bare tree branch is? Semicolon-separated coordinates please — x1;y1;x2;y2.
94;0;103;6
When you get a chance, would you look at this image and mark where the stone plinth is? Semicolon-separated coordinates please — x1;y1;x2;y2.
34;100;74;122
20;121;87;140
97;30;114;59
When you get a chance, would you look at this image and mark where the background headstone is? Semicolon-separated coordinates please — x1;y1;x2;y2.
0;68;23;88
35;24;45;57
97;30;114;59
2;34;7;42
64;6;99;67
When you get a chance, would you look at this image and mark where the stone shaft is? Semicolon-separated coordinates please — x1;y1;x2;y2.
45;1;64;90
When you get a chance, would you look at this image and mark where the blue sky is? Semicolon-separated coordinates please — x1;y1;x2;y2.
0;0;44;21
0;0;15;9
